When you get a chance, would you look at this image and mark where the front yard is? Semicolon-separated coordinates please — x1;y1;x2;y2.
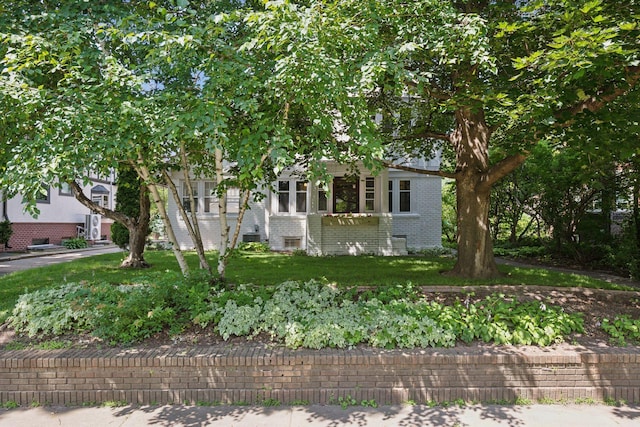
1;250;639;350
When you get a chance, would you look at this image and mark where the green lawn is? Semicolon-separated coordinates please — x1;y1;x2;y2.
0;249;629;323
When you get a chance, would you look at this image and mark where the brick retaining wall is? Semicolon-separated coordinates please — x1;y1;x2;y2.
1;344;639;406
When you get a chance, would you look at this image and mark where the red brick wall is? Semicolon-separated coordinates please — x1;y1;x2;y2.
4;223;81;252
1;344;639;406
1;222;112;252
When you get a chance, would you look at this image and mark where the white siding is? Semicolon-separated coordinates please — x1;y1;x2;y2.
5;181;115;225
166;176;267;251
168;161;442;254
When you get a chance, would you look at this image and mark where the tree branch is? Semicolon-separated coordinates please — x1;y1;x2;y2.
381;160;455;179
70;180;131;227
481;153;528;190
556;65;640;125
405;78;452;101
392;130;451;143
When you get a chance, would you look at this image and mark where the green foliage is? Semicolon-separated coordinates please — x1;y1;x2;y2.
110;222;130;251
601;315;640;346
493;245;548;259
237;241;270;252
9;283;95;337
1;250;629;326
1;401;19;409
9;278;585;348
111;164;151;251
337;395;357;409
62;237;88;249
441;180;457;244
607;217;640;280
0;220;13;245
429;294;584;346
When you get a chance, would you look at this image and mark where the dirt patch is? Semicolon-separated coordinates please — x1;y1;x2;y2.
2;285;639;351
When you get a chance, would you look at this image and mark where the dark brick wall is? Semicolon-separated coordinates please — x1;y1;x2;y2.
1;344;639;406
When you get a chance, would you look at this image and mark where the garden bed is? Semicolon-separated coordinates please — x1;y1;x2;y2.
2;284;639;351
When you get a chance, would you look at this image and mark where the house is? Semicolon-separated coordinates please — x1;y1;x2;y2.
0;177;116;252
167;158;442;255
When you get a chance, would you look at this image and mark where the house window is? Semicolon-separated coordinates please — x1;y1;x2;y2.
204;181;217;213
92;194;109;209
59;182;73;196
227;187;240;214
365;177;375;211
284;237;302;249
36;184;50;203
296;181;307;213
334;176;359;213
399;180;411;212
318;189;328;211
278;181;290;213
388;180;393;212
182;181;198;213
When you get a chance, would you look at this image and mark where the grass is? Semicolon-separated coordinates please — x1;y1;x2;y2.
0;249;630;324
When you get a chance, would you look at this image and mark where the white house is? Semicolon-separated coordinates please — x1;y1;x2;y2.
0;177;116;252
168;158;442;256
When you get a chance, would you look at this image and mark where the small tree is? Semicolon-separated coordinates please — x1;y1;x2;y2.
110;164;151;267
0;220;12;249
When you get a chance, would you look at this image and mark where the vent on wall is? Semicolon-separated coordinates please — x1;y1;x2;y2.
284;237;302;249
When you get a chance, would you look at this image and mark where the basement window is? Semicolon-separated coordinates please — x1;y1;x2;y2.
284;237;302;249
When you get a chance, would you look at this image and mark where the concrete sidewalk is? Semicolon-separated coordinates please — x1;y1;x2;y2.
0;245;123;276
1;403;640;427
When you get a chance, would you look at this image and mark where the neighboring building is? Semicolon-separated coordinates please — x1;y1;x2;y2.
0;177;116;252
168;158;442;256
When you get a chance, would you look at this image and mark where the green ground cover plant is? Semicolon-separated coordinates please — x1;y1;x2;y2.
8;277;585;348
601;315;640;346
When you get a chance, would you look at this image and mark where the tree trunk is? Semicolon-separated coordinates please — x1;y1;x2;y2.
120;223;149;268
120;181;151;269
136;163;190;275
447;107;501;279
633;172;640;249
450;171;500;278
215;148;230;280
162;169;212;274
179;143;211;272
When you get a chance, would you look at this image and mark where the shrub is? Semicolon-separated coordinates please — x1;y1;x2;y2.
0;220;13;247
62;237;88;249
110;222;129;250
237;241;270;252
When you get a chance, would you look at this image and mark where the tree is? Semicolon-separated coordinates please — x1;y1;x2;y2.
249;0;640;278
1;0;374;280
110;164;151;268
0;1;168;269
110;2;381;279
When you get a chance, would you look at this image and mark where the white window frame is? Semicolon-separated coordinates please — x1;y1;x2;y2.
364;177;375;212
276;179;308;215
181;181;198;213
389;178;412;213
